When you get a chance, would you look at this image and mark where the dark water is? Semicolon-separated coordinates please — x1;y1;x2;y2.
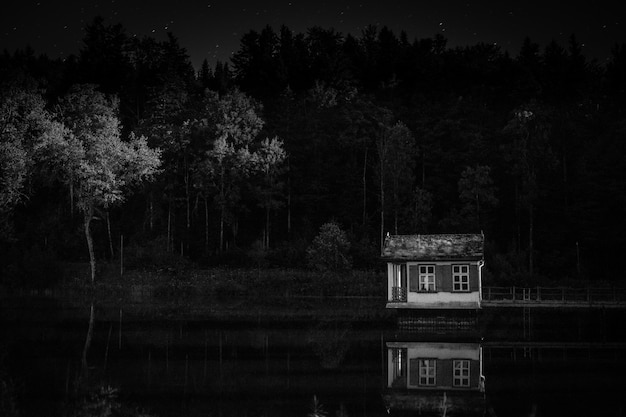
2;295;626;417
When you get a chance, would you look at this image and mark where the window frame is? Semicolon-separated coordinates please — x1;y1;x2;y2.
453;359;470;387
452;264;470;292
418;358;436;386
418;264;436;292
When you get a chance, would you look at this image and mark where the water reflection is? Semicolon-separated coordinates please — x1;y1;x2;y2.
3;296;626;416
384;328;485;416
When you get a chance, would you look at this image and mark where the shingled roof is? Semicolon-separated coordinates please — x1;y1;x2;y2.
381;233;484;261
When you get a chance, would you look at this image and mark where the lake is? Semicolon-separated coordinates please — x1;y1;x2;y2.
2;293;626;417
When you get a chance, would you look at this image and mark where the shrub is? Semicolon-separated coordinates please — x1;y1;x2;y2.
306;222;352;272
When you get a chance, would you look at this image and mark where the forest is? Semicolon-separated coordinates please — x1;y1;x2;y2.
2;17;626;288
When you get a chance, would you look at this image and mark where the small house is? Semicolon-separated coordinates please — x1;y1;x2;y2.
384;340;485;416
382;233;485;309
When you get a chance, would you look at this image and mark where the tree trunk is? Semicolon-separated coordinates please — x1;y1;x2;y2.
265;206;270;250
219;205;225;254
219;166;225;253
167;198;172;252
204;195;209;254
149;192;154;231
84;207;96;284
393;182;398;235
185;169;191;230
515;183;521;253
231;217;238;248
70;182;74;217
394;207;398;235
106;210;114;259
421;152;426;187
380;167;385;254
476;193;481;231
363;147;368;226
287;159;291;238
529;202;534;279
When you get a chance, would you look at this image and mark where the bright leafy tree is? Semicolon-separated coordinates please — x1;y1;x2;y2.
253;136;287;250
197;89;265;252
0;82;62;239
42;84;161;283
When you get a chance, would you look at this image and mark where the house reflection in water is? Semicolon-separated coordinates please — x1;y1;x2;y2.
384;340;485;416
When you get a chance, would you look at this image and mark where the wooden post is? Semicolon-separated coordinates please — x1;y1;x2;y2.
512;286;515;301
286;350;290;389
219;331;223;379
118;308;122;350
537;286;541;301
148;350;152;386
203;331;208;382
184;354;189;396
120;234;124;276
265;334;269;376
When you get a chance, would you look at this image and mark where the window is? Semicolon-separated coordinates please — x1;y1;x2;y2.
418;359;436;386
453;360;470;387
453;264;470;292
419;265;435;291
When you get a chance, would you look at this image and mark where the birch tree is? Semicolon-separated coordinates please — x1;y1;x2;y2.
42;84;161;283
198;90;265;252
253;136;287;250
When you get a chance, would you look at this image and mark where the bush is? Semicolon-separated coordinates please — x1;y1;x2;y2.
306;222;352;272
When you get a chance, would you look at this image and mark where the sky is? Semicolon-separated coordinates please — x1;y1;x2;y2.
2;0;626;70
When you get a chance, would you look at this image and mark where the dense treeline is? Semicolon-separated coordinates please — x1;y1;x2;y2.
1;17;626;286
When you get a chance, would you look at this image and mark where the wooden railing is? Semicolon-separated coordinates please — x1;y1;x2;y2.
391;286;407;302
482;286;626;305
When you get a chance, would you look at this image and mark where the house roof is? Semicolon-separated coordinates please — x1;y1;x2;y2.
381;233;484;261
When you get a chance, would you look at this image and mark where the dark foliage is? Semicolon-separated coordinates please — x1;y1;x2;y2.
2;19;626;286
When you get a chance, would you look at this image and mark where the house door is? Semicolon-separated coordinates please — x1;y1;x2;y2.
392;264;407;301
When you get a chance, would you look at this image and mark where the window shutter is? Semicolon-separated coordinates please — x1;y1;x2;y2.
409;358;419;386
409;265;418;292
470;359;480;389
470;264;479;291
437;264;452;292
439;359;453;387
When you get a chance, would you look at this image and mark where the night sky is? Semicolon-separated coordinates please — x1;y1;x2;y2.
2;0;626;69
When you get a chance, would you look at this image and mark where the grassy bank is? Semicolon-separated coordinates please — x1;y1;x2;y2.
56;262;385;298
0;263;392;323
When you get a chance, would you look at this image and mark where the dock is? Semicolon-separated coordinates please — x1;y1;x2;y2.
481;286;626;308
